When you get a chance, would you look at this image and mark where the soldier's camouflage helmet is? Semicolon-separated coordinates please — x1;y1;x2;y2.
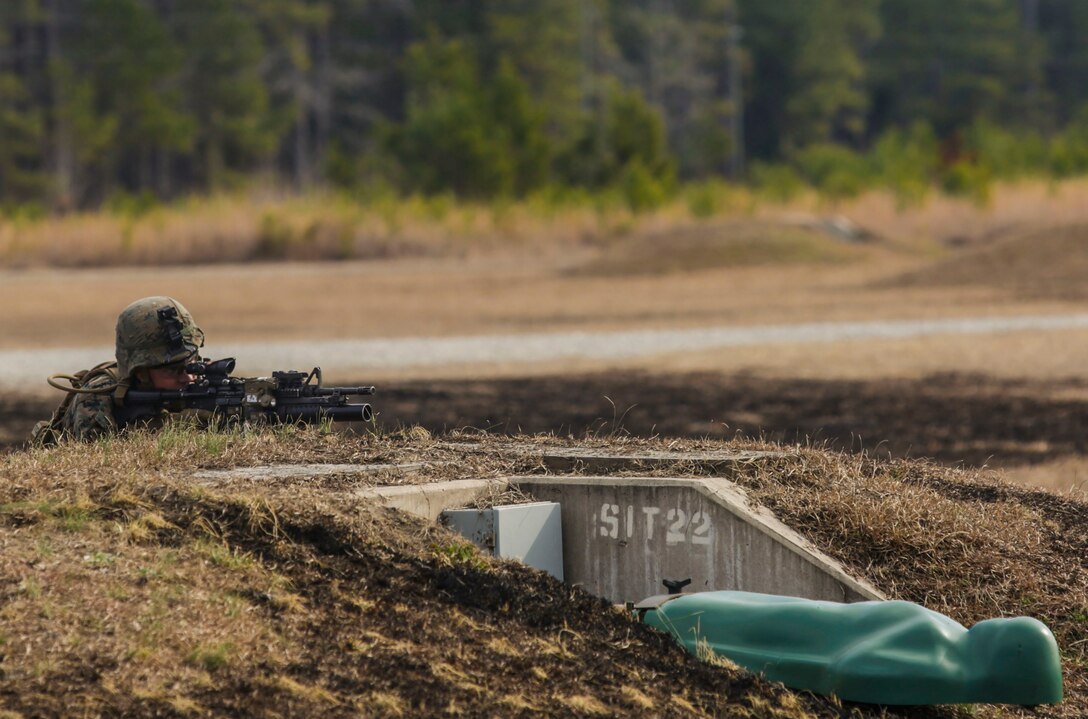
115;296;205;379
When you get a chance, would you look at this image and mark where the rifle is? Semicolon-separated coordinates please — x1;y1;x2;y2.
114;358;375;427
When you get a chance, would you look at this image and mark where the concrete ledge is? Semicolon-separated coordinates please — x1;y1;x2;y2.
192;463;430;483
540;448;785;474
355;479;511;522
513;475;883;604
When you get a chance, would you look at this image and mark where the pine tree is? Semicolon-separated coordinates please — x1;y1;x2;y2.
607;0;737;177
1039;0;1088;125
483;0;583;142
0;72;46;204
241;0;333;189
869;0;1021;137
738;0;879;158
170;0;279;190
0;1;48;205
783;0;880;149
389;35;514;196
77;0;193;197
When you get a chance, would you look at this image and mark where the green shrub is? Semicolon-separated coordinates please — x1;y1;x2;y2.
188;642;234;672
685;180;725;218
1048;107;1088;178
750;161;804;203
940;160;992;206
618;158;669;213
965;120;1048;179
792;143;868;200
254;212;294;259
105;189;159;218
684;179;742;218
870;122;937;208
0;200;47;223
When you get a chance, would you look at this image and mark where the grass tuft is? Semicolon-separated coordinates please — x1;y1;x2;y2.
272;676;341;705
621;685;656;709
430;537;490;571
365;692;407;717
166;696;203;715
560;694;611;716
186;642;234;672
194;539;254;571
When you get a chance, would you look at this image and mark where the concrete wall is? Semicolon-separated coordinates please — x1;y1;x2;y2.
514;476;882;605
355;479;509;522
264;466;885;606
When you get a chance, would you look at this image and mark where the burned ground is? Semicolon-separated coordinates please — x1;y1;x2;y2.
6;370;1088;471
376;371;1088;468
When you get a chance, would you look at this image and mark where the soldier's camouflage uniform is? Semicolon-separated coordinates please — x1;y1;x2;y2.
62;368;120;441
33;296;204;445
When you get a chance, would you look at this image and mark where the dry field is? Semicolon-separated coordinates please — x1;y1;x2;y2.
3;185;1088;717
4;184;1088;491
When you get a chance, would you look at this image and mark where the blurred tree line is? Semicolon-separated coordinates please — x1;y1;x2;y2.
1;0;1088;211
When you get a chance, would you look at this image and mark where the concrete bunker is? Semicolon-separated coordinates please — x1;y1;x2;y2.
198;451;882;604
345;448;884;604
512;475;881;603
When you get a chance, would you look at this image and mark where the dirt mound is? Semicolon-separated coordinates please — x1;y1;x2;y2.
892;224;1088;299
572;220;872;277
1;429;1086;717
0;430;893;719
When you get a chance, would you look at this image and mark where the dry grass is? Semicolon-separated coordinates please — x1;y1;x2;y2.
4;178;1088;270
0;190;694;269
1;427;1086;717
4;426;892;718
837;178;1088;247
570;220;874;277
891;223;1088;300
2;226;1079;361
1002;457;1088;495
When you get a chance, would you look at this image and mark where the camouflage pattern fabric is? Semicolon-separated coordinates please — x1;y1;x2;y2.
32;366;190;445
31;362;120;446
61;371;119;441
115;296;203;379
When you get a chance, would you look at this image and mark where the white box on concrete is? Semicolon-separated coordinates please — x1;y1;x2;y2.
441;502;564;581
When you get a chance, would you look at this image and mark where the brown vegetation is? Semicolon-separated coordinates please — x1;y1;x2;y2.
891;223;1088;301
4;179;1088;271
0;427;1085;717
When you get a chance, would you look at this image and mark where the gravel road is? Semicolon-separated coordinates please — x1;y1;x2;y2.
5;312;1088;390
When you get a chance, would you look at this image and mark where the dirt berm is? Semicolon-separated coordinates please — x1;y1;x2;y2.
1;428;1085;718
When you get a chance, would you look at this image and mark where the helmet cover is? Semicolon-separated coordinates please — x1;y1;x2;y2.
115;296;205;378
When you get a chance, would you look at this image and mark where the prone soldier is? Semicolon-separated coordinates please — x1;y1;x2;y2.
33;296;374;445
33;296;208;444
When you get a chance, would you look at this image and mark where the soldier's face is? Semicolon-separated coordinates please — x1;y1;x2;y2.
147;364;197;390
